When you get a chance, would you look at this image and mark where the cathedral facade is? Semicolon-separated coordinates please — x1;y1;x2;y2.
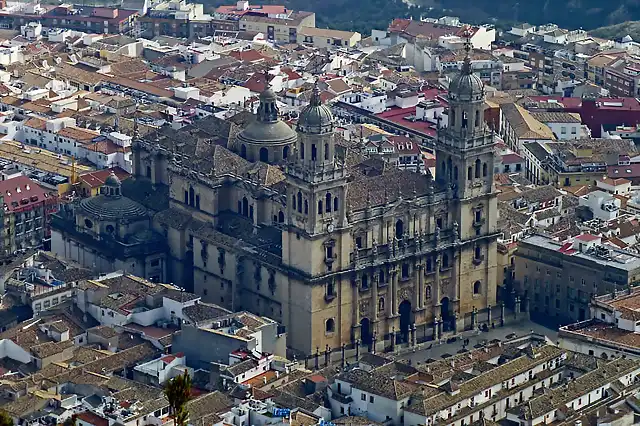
127;59;498;355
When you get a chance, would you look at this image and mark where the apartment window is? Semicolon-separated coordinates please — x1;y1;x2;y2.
369;396;374;403
560;127;567;134
361;393;366;401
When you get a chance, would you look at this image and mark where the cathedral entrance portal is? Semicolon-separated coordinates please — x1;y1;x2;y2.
399;300;412;343
360;318;372;346
441;297;452;331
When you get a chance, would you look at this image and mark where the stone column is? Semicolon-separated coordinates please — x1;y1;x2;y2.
487;304;492;326
417;263;425;309
341;343;346;367
412;324;417;346
372;272;379;320
391;326;396;351
353;276;360;326
325;345;330;366
452;248;459;303
514;296;521;318
471;307;478;330
433;317;440;340
434;255;442;317
453;312;458;334
500;302;505;326
391;268;398;316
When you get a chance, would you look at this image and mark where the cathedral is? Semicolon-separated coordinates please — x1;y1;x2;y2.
55;54;498;355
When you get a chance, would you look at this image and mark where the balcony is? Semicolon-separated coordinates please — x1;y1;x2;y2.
324;253;337;265
325;293;336;302
472;255;485;266
473;217;486;228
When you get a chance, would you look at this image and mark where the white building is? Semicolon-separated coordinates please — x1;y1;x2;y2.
579;190;621;221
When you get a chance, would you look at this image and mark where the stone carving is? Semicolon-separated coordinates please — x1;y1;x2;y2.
434;226;440;245
359;299;370;317
440;279;451;296
397;286;413;303
453;221;459;241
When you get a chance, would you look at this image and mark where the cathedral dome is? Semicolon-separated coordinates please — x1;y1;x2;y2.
297;84;334;135
79;172;148;221
448;56;484;102
237;86;298;147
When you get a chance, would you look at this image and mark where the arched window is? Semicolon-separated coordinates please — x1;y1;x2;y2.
259;147;269;162
304;200;309;215
311;144;317;161
379;297;385;312
475;110;480;127
482;162;488;177
442;253;449;268
426;285;432;299
278;211;284;223
240;144;247;159
297;192;302;213
292;194;297;210
454;166;459;181
362;274;369;289
325;318;335;333
450;109;455;127
475;245;481;260
326;193;332;213
242;197;249;217
283;146;289;159
237;200;242;213
184;190;189;204
324;143;329;160
300;143;305;160
146;165;151;178
189;187;195;206
318;200;323;214
473;281;481;294
475;159;481;179
395;219;404;239
468;166;473;180
334;197;339;212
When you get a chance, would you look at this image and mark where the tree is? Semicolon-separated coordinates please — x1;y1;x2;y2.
0;410;13;426
164;372;192;426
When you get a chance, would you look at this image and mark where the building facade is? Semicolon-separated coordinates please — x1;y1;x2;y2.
123;51;498;355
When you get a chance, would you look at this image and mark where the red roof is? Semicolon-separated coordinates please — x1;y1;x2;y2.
0;176;54;213
161;355;176;364
607;164;640;179
243;72;272;93
230;49;267;63
575;233;600;242
376;106;437;136
501;153;524;164
558;242;577;255
281;68;302;80
79;167;130;189
76;412;109;426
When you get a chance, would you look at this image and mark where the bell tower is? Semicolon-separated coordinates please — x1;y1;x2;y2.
435;39;496;240
283;84;349;276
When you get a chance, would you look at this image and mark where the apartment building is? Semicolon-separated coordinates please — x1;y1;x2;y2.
297;27;361;48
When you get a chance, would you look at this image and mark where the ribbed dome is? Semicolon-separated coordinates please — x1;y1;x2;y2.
297;84;334;134
80;173;147;221
237;85;297;146
80;196;148;221
449;55;484;102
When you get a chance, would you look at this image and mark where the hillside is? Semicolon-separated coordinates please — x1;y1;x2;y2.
590;21;640;42
198;0;640;37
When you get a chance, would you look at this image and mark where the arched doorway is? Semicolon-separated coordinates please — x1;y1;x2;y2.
240;144;247;159
259;147;269;162
399;300;413;343
242;197;249;217
441;297;452;331
360;318;372;346
283;146;289;159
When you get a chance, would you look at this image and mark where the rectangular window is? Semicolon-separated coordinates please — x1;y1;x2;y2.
361;393;366;401
369;396;374;403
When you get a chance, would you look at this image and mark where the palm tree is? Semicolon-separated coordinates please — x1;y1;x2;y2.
164;372;192;426
0;410;13;426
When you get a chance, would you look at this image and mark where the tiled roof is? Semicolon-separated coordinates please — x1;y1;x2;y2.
338;368;416;400
501;103;556;140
